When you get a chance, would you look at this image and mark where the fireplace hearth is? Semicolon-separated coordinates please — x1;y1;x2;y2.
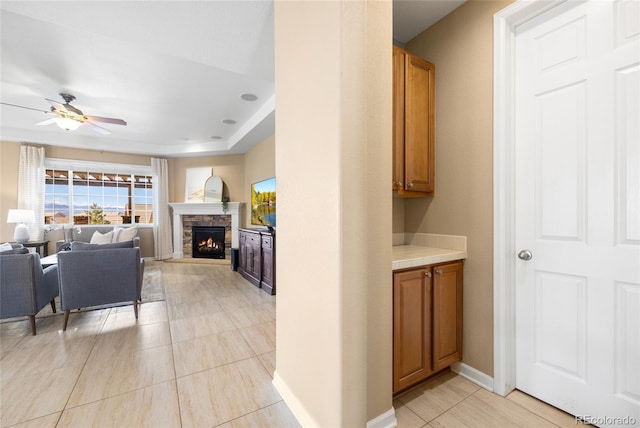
192;226;226;259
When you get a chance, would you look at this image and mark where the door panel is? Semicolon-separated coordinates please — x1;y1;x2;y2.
515;1;640;423
393;269;432;392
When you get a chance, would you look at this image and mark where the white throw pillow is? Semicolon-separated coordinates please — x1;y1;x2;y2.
90;230;114;244
112;227;123;241
0;242;13;252
117;226;138;242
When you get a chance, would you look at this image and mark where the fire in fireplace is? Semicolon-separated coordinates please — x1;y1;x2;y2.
192;226;226;259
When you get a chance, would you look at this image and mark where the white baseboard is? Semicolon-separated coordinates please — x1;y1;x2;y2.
272;370;322;427
450;362;494;391
274;371;398;428
367;407;397;428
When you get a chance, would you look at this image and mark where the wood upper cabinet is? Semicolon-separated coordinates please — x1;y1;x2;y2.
393;260;463;394
392;46;435;196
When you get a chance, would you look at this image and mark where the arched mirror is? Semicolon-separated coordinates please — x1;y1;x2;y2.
204;175;223;202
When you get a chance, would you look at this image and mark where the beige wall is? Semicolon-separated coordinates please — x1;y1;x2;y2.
402;0;513;377
243;135;275;228
274;1;391;425
0;142;21;243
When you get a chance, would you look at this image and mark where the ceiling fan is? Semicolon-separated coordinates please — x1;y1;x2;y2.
0;93;127;134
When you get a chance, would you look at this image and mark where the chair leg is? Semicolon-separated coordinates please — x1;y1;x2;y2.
63;310;70;331
50;299;57;313
133;301;139;319
28;315;36;336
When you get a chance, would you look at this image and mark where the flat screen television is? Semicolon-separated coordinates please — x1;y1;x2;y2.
251;177;276;230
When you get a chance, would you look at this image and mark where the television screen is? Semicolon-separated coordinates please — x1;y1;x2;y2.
251;177;276;228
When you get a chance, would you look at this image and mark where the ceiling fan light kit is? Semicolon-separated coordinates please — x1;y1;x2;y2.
55;116;82;131
1;92;126;134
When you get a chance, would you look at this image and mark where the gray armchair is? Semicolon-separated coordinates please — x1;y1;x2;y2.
57;247;142;331
0;248;59;335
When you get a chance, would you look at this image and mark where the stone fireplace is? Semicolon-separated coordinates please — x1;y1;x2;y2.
169;202;243;259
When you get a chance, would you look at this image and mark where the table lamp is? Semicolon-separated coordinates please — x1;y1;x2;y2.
7;209;35;243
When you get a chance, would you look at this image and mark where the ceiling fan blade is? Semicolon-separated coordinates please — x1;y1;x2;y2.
36;118;57;126
84;120;112;135
45;98;68;112
0;101;49;114
85;115;127;126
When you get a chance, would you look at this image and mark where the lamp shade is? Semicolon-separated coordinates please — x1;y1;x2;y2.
7;209;35;224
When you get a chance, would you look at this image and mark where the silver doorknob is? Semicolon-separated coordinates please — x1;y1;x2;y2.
518;250;533;261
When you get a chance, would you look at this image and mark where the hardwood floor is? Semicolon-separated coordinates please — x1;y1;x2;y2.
1;261;584;427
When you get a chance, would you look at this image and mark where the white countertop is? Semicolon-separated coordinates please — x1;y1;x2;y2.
392;245;466;271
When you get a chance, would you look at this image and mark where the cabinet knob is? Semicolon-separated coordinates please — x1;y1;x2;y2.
436;269;443;275
397;181;403;187
424;271;432;278
407;182;414;188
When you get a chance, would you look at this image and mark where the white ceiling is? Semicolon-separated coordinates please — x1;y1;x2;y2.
0;1;464;157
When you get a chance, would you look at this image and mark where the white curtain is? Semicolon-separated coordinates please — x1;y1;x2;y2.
18;145;45;240
152;157;173;260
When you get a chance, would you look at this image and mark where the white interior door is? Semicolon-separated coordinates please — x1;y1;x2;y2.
514;0;640;425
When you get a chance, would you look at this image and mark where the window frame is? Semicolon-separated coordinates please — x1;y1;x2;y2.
44;158;153;226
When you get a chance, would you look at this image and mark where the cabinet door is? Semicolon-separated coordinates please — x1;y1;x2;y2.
433;261;463;371
392;46;406;191
404;53;435;194
393;268;433;393
260;234;275;295
238;232;247;271
249;240;261;280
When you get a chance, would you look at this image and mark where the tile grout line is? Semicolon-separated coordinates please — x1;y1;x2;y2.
54;308;110;427
161;265;185;428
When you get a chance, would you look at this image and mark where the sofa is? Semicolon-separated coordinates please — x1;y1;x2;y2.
57;246;143;330
57;225;140;252
0;243;59;335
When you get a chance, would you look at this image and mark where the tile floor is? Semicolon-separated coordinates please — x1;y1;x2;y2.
1;261;584;427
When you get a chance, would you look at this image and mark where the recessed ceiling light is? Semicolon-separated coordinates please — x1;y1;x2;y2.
240;93;258;101
222;119;236;125
210;136;222;140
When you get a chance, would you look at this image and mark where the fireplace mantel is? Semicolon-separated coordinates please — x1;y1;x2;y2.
169;202;244;259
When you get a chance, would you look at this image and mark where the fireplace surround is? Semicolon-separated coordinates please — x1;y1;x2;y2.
169;202;243;259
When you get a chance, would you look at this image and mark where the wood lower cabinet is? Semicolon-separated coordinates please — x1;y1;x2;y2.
433;262;463;371
260;233;275;295
238;228;276;295
239;229;261;287
393;260;463;394
392;46;435;196
393;267;434;393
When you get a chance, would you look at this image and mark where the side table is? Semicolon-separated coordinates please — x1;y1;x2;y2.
12;240;49;257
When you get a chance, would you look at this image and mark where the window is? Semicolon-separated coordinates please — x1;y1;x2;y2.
44;159;152;225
